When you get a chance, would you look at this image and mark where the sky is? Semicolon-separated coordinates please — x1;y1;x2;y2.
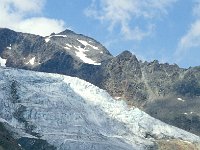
0;0;200;68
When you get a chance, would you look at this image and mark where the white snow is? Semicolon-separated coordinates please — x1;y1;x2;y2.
7;47;11;50
44;36;104;66
184;112;194;115
54;35;68;38
77;39;99;50
0;68;200;149
26;57;35;65
45;37;51;43
177;97;185;102
77;39;88;46
66;43;72;48
64;46;70;50
0;118;8;123
0;57;7;67
74;46;101;65
64;43;73;50
45;35;68;43
6;44;12;50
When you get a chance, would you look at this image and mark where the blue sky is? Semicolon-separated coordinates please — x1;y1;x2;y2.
0;0;200;68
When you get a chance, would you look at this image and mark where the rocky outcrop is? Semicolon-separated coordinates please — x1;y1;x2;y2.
99;51;147;106
0;122;22;150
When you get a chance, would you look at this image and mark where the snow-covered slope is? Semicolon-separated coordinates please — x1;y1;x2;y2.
0;68;200;150
43;30;111;65
0;28;112;72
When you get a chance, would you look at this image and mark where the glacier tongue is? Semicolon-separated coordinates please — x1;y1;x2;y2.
0;68;200;150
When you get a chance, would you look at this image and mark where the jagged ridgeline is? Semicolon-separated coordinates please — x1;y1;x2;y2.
1;28;199;103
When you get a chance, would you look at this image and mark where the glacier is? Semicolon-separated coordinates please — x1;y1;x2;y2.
0;67;200;150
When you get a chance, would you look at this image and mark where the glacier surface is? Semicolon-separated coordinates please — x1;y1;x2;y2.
0;68;200;150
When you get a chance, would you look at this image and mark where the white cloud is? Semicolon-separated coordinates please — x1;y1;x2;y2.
0;0;66;36
1;0;45;13
176;1;200;59
178;20;200;50
121;24;155;41
193;0;200;17
17;17;65;36
85;0;177;41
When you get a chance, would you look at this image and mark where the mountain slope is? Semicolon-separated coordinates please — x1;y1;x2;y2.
1;28;200;137
0;68;200;149
0;28;112;68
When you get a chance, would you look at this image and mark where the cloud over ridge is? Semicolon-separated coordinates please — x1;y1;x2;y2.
0;0;65;36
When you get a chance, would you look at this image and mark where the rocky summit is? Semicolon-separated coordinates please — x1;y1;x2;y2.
0;28;112;68
0;28;200;146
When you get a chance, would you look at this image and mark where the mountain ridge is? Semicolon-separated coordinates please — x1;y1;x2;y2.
0;28;200;137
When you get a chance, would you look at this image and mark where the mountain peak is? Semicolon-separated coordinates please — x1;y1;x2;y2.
58;29;75;35
119;50;132;56
117;50;138;62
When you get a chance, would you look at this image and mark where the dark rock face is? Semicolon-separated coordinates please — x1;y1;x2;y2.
99;51;148;106
140;61;183;98
174;69;200;97
1;28;200;137
0;122;55;150
18;138;56;150
144;96;200;136
0;123;22;150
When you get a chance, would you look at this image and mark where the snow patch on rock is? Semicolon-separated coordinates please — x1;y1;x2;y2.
26;57;35;65
45;35;68;43
0;57;7;67
177;98;185;102
114;97;121;100
77;39;99;50
25;57;40;66
45;37;51;43
6;44;12;50
66;43;72;48
64;43;73;50
74;46;101;65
